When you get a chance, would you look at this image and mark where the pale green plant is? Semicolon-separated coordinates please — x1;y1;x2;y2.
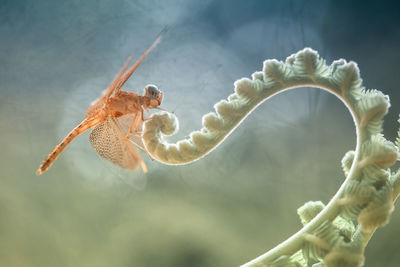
141;48;400;267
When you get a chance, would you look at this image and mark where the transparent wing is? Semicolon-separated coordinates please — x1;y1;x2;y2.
117;114;145;150
89;116;144;171
85;58;132;118
114;28;165;93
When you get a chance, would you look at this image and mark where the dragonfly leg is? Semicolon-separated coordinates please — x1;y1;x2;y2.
155;107;173;114
126;112;139;139
134;110;144;132
145;107;152;117
128;139;154;162
140;107;152;122
128;139;147;152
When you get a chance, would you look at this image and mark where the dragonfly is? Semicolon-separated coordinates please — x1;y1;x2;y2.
36;30;166;175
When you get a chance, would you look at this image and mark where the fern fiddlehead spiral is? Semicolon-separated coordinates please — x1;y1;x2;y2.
142;48;400;267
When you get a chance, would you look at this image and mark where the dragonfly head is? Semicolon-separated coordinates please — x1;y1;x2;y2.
144;84;163;108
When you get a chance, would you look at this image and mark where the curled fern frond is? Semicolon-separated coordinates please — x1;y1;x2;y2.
361;134;398;169
358;183;394;230
332;216;355;243
360;165;390;186
291;48;329;79
329;59;346;76
396;115;400;148
268;253;306;267
356;89;390;135
390;169;400;199
297;201;325;226
251;71;264;81
341;151;355;177
215;98;249;119
339;180;375;219
263;59;292;86
330;61;363;99
302;221;342;261
322;226;365;267
202;112;226;132
323;246;364;267
344;181;376;204
297;201;355;243
141;48;400;267
290;250;307;267
340;205;363;222
235;78;266;100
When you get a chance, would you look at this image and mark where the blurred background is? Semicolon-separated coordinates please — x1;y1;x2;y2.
1;0;400;266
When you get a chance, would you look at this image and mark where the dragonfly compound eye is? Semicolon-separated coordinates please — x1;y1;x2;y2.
145;84;159;99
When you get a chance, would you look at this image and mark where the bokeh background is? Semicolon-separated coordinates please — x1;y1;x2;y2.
1;0;400;266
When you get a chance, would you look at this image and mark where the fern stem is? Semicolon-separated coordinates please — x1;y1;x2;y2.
240;85;363;266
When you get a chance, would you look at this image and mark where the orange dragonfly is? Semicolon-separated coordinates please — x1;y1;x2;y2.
37;31;166;175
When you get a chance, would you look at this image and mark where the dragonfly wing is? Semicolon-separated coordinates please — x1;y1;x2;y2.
116;114;145;149
85;94;106;119
85;58;132;118
89;117;143;170
114;29;165;92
